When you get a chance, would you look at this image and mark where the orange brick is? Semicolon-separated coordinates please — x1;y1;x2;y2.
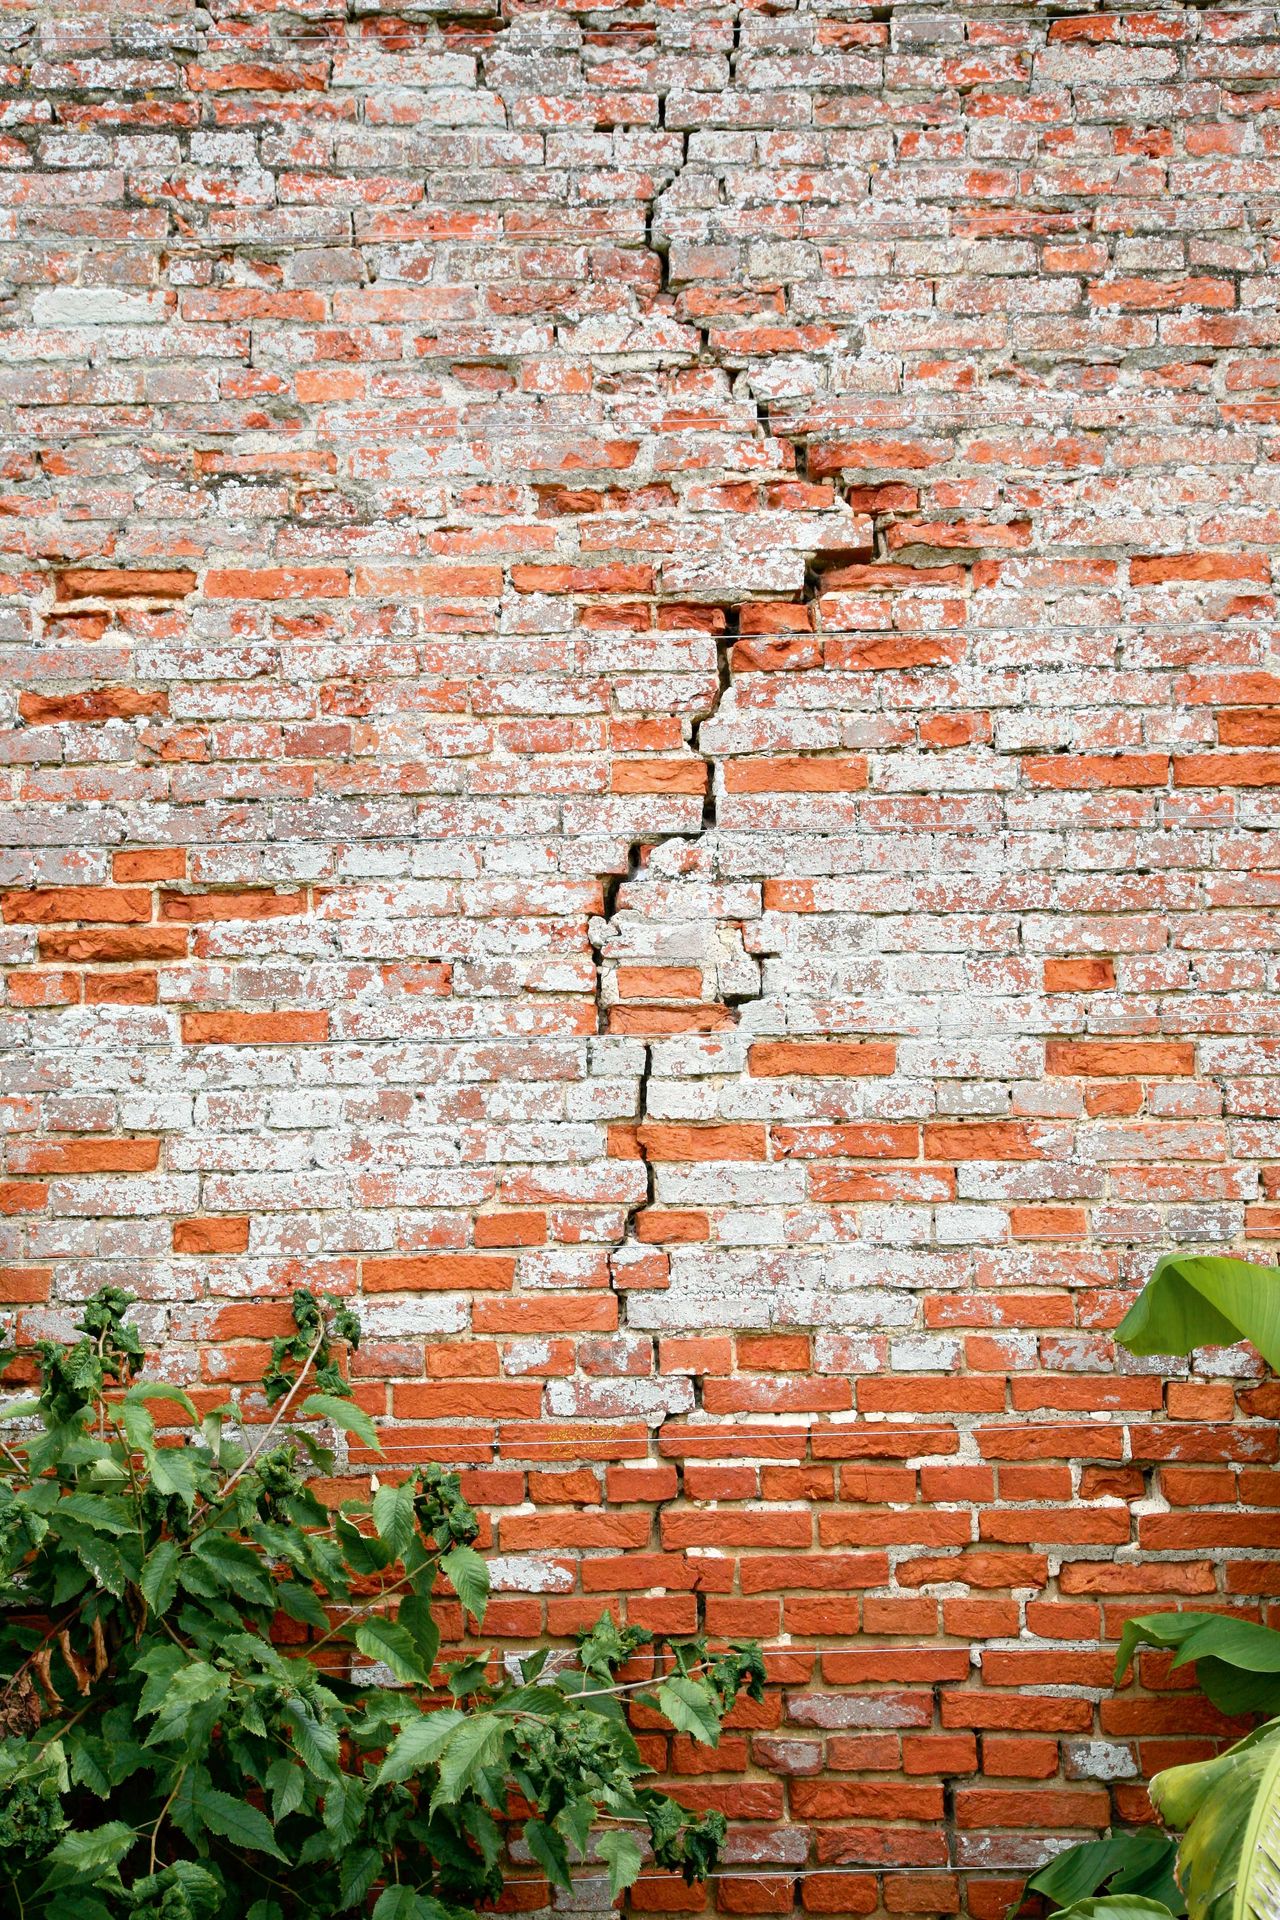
725;755;868;791
636;1124;767;1161
610;761;707;794
204;567;348;599
10;1138;159;1176
749;1040;896;1077
1044;957;1115;992
38;928;188;962
1046;1039;1194;1077
634;1210;710;1243
173;1217;251;1254
160;889;308;921
20;688;167;724
0;1267;51;1303
616;967;703;999
3;888;150;924
1010;1205;1088;1239
181;1012;328;1045
473;1294;616;1331
474;1212;546;1246
365;1255;516;1293
0;1185;47;1215
7;970;80;1006
84;970;157;1005
54;567;196;601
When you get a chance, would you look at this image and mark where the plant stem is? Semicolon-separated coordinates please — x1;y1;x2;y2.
215;1331;327;1506
149;1765;186;1872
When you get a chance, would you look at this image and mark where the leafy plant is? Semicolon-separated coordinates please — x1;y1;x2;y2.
1023;1833;1184;1917
1018;1252;1280;1920
0;1288;764;1919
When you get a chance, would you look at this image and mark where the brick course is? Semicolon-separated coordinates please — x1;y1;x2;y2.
4;1;1280;1912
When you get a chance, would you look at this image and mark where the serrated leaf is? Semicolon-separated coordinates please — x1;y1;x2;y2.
281;1696;341;1782
190;1531;274;1606
373;1480;416;1560
125;1381;198;1422
354;1616;432;1686
266;1757;306;1822
524;1816;571;1889
432;1714;506;1809
150;1442;203;1507
656;1676;721;1747
301;1393;381;1455
375;1708;465;1786
277;1577;329;1631
192;1782;287;1860
140;1540;181;1618
440;1542;489;1627
58;1521;126;1598
38;1820;135;1893
597;1829;644;1900
398;1594;440;1674
371;1891;443;1920
339;1846;381;1908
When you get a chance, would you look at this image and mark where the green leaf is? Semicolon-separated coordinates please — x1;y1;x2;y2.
656;1676;722;1747
1233;1725;1280;1920
0;1395;42;1426
125;1380;198;1422
281;1697;341;1782
192;1782;287;1861
371;1891;443;1920
1115;1613;1280;1718
266;1757;306;1822
277;1577;329;1630
524;1816;571;1889
57;1519;126;1597
190;1531;274;1606
398;1593;440;1673
1116;1253;1280;1371
373;1480;417;1560
597;1829;644;1900
1027;1832;1184;1914
1050;1903;1178;1920
150;1443;203;1506
38;1821;136;1893
140;1539;181;1617
431;1714;507;1809
301;1392;381;1454
375;1708;465;1786
1151;1722;1280;1920
354;1615;432;1686
440;1542;489;1626
339;1846;381;1908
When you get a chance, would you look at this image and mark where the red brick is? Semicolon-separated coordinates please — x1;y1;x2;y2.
173;1218;251;1254
366;1255;516;1294
3;889;150;925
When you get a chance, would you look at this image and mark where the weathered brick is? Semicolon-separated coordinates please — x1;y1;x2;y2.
5;9;1275;1896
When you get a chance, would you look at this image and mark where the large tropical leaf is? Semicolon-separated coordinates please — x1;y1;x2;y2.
1050;1903;1177;1920
1115;1614;1280;1718
1151;1719;1280;1920
1028;1831;1185;1914
1115;1254;1280;1371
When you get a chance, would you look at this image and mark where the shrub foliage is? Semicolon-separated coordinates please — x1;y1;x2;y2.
0;1288;763;1920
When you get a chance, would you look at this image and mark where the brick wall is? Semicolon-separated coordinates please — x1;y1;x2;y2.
4;1;1280;1912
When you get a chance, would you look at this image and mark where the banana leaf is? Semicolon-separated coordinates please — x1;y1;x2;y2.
1115;1614;1280;1719
1115;1254;1280;1371
1150;1719;1280;1920
1027;1832;1185;1914
1050;1901;1177;1920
